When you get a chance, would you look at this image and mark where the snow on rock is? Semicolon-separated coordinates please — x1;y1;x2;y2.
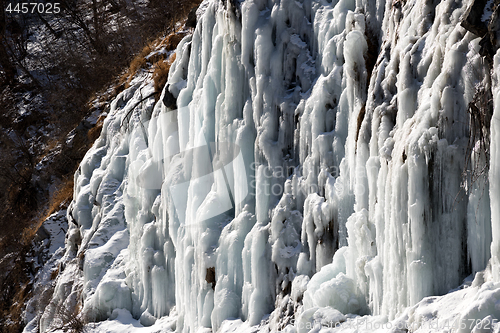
23;210;68;333
28;0;500;332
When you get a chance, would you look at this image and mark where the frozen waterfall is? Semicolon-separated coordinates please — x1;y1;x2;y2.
32;0;500;331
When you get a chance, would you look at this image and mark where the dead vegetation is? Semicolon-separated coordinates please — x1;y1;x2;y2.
465;83;493;185
50;267;60;281
121;30;186;91
154;53;177;99
87;115;106;143
49;303;87;333
44;177;75;224
125;43;157;83
453;80;494;214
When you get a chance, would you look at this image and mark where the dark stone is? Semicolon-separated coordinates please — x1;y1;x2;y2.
478;0;500;64
205;267;216;290
461;0;489;37
457;0;500;66
479;34;494;63
34;225;50;243
76;119;92;131
355;104;366;144
487;2;500;51
162;85;177;109
186;6;198;29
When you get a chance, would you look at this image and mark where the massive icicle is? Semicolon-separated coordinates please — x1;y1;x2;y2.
34;0;500;331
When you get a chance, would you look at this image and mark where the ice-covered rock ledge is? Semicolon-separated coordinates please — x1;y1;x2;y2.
29;0;500;331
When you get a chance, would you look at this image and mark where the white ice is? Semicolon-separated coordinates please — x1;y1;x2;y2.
28;0;500;332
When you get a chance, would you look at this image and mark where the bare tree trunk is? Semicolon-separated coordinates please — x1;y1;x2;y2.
91;0;105;54
0;0;16;84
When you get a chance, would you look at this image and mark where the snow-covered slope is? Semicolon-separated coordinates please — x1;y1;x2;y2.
28;0;500;331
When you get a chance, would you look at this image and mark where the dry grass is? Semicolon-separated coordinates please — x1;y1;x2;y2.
50;267;60;280
120;39;167;87
9;283;31;320
87;115;106;142
129;44;154;76
21;176;75;246
48;177;75;217
118;44;152;87
159;32;188;50
462;84;493;186
44;138;62;155
52;301;87;333
153;53;177;98
120;29;188;89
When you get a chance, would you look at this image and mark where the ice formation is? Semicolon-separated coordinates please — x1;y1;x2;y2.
29;0;500;331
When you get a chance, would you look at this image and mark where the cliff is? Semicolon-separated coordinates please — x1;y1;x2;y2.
25;0;500;331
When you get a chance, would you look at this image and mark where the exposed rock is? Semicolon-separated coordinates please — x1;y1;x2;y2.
461;0;489;37
163;85;177;109
186;6;199;29
462;0;500;62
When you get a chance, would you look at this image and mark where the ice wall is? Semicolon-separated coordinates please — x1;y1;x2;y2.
37;0;500;331
490;49;500;281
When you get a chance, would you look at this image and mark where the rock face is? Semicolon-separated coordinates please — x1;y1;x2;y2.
30;0;500;332
461;0;490;37
462;0;500;62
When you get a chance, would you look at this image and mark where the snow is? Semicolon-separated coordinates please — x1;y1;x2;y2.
481;0;495;23
23;211;68;333
26;0;500;332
